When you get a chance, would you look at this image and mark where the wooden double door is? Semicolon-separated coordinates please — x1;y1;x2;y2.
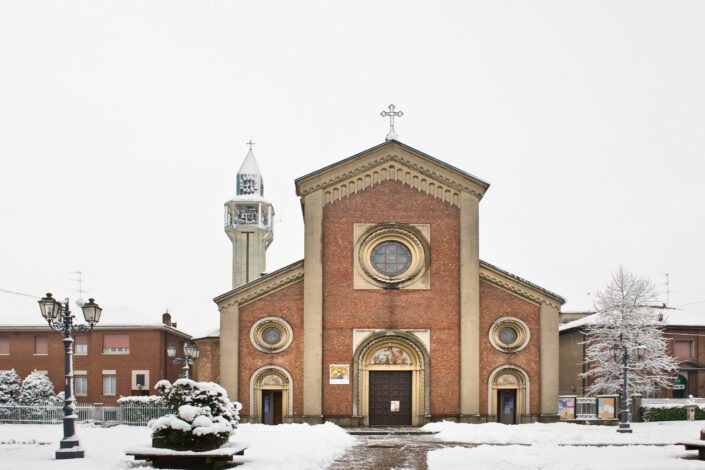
369;371;412;426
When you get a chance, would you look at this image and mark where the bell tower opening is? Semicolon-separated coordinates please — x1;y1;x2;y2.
224;142;274;288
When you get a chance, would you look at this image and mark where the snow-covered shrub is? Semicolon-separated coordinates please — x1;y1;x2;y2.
117;395;163;405
148;379;241;451
0;369;22;405
51;391;64;405
641;405;705;422
18;370;55;406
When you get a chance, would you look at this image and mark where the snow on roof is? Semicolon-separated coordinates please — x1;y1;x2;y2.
237;149;262;176
192;327;220;340
227;194;271;204
0;304;190;332
559;307;705;332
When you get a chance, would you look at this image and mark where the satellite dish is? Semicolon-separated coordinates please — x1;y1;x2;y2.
75;298;86;308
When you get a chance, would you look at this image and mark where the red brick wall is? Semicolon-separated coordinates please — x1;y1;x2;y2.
321;180;461;416
0;328;187;404
479;281;541;414
238;281;304;418
193;337;220;384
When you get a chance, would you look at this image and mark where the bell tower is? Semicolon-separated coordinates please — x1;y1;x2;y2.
224;142;274;288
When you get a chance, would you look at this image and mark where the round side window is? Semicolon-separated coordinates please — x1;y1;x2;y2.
489;317;530;353
262;327;283;345
498;326;518;345
250;317;293;354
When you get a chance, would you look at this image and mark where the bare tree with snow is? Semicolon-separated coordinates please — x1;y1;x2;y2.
581;267;678;397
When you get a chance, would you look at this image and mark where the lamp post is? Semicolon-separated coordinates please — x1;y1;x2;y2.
38;293;101;459
612;338;646;433
167;342;200;379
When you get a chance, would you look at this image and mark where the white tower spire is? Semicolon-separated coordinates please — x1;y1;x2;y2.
224;142;274;288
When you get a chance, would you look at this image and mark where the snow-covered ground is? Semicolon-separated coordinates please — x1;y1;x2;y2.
423;420;705;445
1;420;705;469
0;422;354;470
424;421;705;470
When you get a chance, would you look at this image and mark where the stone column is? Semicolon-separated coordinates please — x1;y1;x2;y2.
219;302;239;402
540;301;560;420
302;190;323;421
459;191;480;418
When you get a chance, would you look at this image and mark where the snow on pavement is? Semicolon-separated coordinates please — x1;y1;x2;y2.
0;422;354;470
422;420;705;445
425;421;705;470
428;445;705;470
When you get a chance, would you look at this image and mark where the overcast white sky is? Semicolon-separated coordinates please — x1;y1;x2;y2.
1;1;703;335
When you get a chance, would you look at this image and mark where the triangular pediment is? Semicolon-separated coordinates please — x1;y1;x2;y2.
295;140;490;207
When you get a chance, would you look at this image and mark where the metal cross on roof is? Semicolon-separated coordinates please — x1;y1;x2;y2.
246;140;255;151
380;104;403;141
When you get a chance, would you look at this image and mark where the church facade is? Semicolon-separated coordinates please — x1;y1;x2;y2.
195;138;564;426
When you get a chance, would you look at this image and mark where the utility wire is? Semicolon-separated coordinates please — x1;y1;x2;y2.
0;288;41;299
676;300;705;308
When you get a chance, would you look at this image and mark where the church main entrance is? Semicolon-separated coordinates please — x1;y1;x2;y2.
369;371;412;425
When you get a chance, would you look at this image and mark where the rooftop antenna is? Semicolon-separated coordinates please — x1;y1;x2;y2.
663;273;670;307
68;271;87;306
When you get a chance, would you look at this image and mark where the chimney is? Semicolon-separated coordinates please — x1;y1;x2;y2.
162;312;172;327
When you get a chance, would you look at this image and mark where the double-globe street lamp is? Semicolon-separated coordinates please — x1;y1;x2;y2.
167;342;200;379
38;293;102;459
612;338;646;434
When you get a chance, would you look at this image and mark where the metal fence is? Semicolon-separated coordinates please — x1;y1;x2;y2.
0;403;172;426
575;397;598;419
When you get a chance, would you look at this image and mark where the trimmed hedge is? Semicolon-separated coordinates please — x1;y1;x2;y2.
641;406;705;422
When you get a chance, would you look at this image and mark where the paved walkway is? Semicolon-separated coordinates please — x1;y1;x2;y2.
327;431;472;470
326;428;680;470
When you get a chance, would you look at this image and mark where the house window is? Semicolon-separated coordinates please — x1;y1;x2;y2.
75;335;88;355
0;336;9;355
674;340;693;358
34;335;48;355
103;334;130;354
103;374;116;396
75;376;88;397
131;370;150;393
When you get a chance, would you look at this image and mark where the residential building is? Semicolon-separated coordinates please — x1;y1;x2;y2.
559;306;705;398
0;309;190;404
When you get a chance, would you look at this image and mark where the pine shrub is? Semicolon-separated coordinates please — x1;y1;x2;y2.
148;379;241;451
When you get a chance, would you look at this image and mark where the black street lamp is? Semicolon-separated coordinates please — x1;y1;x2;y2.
167;341;200;379
612;339;646;433
38;293;101;459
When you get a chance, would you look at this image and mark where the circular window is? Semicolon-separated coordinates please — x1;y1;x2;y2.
370;241;412;276
498;327;518;345
250;317;293;354
489;317;530;353
357;224;429;287
262;327;283;345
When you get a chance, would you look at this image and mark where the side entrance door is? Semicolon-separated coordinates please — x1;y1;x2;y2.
369;371;412;425
262;390;283;425
497;389;516;424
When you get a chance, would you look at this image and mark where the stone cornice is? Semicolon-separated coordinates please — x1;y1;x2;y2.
479;261;565;310
295;141;489;205
214;260;304;310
